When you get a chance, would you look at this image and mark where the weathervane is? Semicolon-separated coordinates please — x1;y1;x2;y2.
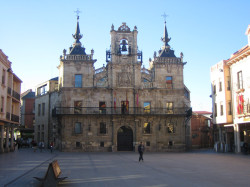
161;12;168;23
74;8;81;18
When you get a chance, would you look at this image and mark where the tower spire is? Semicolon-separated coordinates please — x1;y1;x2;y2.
161;13;171;48
72;15;83;46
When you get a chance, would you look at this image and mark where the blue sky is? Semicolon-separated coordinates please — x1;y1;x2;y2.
1;0;249;111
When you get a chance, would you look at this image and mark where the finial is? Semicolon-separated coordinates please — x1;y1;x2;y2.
74;8;81;18
161;12;168;23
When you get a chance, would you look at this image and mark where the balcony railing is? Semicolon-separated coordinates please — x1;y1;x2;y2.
12;90;20;100
11;114;19;122
55;107;189;116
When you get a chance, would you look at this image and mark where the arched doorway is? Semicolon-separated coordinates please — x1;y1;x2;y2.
117;126;133;151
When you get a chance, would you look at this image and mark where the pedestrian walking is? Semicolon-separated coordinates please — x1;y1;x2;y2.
138;142;145;162
50;142;54;153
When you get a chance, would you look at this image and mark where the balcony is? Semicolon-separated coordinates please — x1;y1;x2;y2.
7;87;12;95
54;107;189;116
11;114;19;122
12;90;20;101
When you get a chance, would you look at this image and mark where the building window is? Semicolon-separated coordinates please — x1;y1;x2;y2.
37;84;48;96
74;122;82;134
121;101;129;114
76;142;81;148
184;87;190;100
42;103;45;116
227;76;231;91
100;141;104;147
99;102;106;114
219;79;222;92
1;96;4;113
2;69;6;85
166;76;173;89
144;102;151;113
146;141;150;146
237;71;243;89
213;81;216;94
166;102;173;114
143;122;151;134
214;103;217;117
75;74;82;88
38;104;41;116
167;123;175;133
220;102;223;116
74;101;82;114
228;101;232;115
100;122;107;134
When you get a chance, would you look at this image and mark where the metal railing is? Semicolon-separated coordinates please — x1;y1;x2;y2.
12;90;20;100
55;107;189;116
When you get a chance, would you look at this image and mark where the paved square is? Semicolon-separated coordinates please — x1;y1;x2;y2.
1;149;250;187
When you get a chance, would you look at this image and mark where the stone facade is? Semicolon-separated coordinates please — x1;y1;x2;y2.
55;18;191;152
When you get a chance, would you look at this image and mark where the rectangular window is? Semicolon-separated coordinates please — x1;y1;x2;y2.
76;142;81;148
144;102;151;113
228;101;232;115
38;104;41;116
100;122;107;134
219;79;222;92
237;71;243;89
146;141;150;146
144;122;151;134
166;76;173;89
42;103;45;116
214;103;217;117
74;101;82;114
220;102;223;116
227;76;231;91
75;74;82;88
2;69;6;85
100;142;104;147
1;96;4;113
74;122;82;134
166;102;173;114
213;81;216;94
99;102;106;114
121;101;129;114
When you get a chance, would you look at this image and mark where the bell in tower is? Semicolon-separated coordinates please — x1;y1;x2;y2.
121;39;128;52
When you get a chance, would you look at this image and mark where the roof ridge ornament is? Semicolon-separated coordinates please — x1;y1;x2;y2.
118;22;130;32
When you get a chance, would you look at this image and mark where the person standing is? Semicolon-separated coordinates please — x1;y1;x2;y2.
138;142;145;162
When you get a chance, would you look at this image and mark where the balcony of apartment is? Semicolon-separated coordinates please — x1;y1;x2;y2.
54;107;189;116
6;112;19;123
12;90;20;101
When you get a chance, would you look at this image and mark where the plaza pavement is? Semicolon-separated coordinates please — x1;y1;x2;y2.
1;148;250;187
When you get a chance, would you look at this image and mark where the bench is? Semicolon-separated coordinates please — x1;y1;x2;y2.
34;160;67;187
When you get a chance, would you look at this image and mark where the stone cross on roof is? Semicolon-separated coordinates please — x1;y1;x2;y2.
161;12;168;23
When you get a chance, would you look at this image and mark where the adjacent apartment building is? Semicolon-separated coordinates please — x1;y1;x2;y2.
0;49;22;153
20;89;35;140
52;17;191;152
34;77;58;148
211;25;250;153
191;111;214;149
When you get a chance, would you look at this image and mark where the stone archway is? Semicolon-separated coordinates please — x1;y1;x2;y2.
117;126;133;151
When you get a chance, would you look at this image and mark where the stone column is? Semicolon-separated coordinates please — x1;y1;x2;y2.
234;124;241;153
10;127;15;151
0;125;4;153
5;126;9;152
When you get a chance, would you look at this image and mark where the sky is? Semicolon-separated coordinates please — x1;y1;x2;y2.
1;0;250;112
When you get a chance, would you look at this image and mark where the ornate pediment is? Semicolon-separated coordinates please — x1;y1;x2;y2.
118;22;130;32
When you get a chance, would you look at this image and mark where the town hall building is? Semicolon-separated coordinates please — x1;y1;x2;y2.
49;16;191;152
